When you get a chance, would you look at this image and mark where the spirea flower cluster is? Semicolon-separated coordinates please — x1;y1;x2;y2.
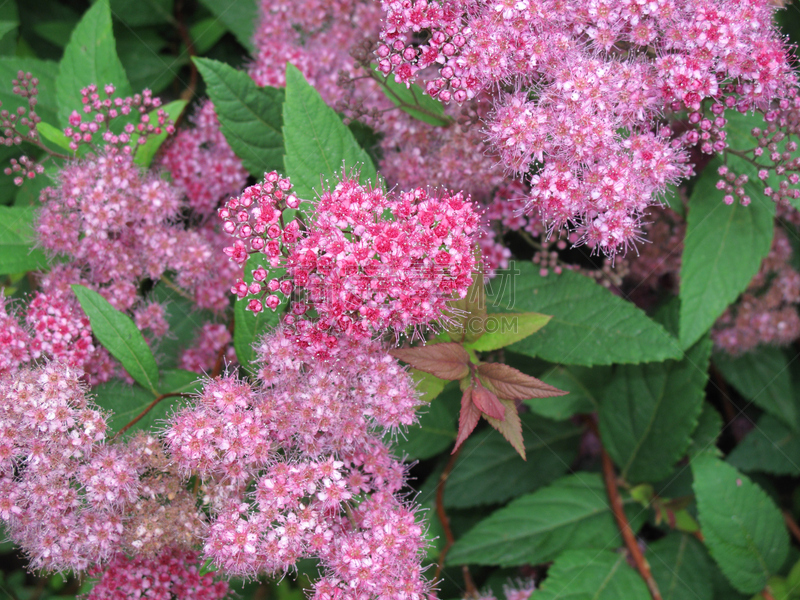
220;171;480;336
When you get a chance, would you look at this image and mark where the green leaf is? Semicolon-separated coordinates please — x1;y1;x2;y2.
196;0;257;53
36;121;71;152
679;157;775;349
692;454;789;594
536;549;650;600
648;533;714;600
189;18;227;55
234;261;283;374
598;336;712;483
71;284;159;394
133;99;187;167
446;472;647;567
728;415;800;476
110;0;174;27
0;22;17;48
158;368;202;396
688;402;724;459
93;379;185;436
194;57;285;178
713;347;798;430
527;364;607;419
410;369;447;403
373;67;449;127
443;414;580;508
115;26;185;95
0;205;48;274
394;381;459;460
283;64;377;203
148;282;214;371
56;0;131;128
486;263;681;365
464;312;551;352
0;58;59;128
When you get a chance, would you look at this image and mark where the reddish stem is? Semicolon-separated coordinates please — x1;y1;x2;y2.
113;392;184;440
435;445;477;598
784;510;800;545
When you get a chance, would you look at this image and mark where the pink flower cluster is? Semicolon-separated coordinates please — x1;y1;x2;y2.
158;100;248;217
86;547;229;600
220;172;479;336
375;0;798;254
164;327;431;598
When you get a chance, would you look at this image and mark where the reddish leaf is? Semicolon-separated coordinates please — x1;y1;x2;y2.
453;387;482;453
477;362;568;400
485;398;526;460
390;343;471;380
471;381;505;421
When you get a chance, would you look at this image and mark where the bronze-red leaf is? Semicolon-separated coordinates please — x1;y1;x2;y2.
477;362;568;400
390;343;471;381
453;387;481;453
471;381;505;421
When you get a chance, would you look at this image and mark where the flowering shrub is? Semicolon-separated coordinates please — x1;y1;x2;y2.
2;1;800;600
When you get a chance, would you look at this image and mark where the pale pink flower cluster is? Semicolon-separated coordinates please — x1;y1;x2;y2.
86;547;229;600
165;327;431;598
0;362;208;571
713;227;800;354
158;100;248;217
220;172;479;336
179;322;235;374
376;0;797;254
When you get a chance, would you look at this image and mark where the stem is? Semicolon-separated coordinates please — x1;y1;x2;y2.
762;588;776;600
784;510;800;544
174;0;198;101
600;446;663;600
434;445;477;598
113;392;185;440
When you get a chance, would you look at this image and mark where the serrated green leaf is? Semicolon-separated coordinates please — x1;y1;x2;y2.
159;368;202;396
679;157;775;349
116;27;186;96
486;263;681;365
728;415;800;476
0;58;59;129
56;0;131;128
194;57;284;178
599;336;712;483
196;0;257;53
373;66;449;127
71;284;159;394
189;18;227;55
692;454;789;594
110;0;174;27
447;472;647;567
0;205;48;274
0;22;17;49
464;312;551;352
527;364;607;419
94;380;184;436
688;402;724;459
649;533;714;600
394;381;459;460
410;368;446;402
713;347;798;430
283;63;377;203
234;261;283;374
133;99;187;167
36;121;71;151
443;413;580;508
536;549;650;600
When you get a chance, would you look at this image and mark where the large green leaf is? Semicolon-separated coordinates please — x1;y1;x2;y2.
56;0;131;127
194;57;285;178
688;402;724;459
0;206;48;274
598;337;712;483
728;415;800;476
535;549;650;600
443;414;580;508
148;282;214;371
648;533;714;600
446;472;647;567
71;284;159;394
374;68;449;127
283;64;377;203
527;364;607;419
692;454;789;594
110;0;174;27
679;157;775;349
196;0;257;53
713;347;798;430
394;381;458;460
486;263;681;365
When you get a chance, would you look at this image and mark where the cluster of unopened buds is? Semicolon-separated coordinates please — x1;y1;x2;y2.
220;171;479;336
